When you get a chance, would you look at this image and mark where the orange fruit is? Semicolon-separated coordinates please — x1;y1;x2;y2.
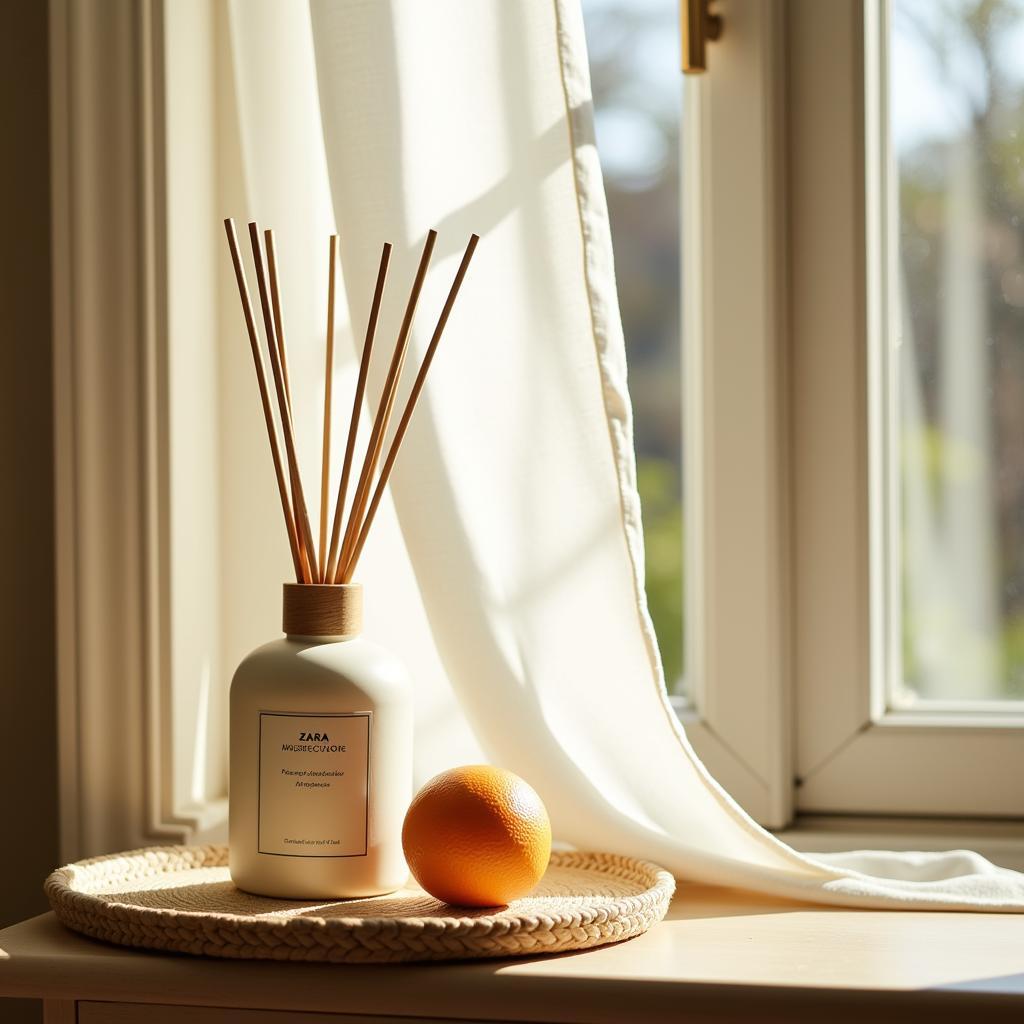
402;765;552;907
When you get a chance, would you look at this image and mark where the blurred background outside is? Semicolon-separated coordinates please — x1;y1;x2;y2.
582;0;686;694
583;0;1024;703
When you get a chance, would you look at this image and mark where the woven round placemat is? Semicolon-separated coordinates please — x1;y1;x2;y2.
45;845;674;963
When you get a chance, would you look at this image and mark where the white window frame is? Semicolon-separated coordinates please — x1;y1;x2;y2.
680;0;1021;827
788;0;1023;818
680;0;793;828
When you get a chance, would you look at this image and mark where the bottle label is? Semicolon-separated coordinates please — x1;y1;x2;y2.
257;711;371;858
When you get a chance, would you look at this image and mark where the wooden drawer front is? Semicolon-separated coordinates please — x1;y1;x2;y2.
78;1002;510;1024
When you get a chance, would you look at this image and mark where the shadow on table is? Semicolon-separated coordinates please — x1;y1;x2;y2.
665;884;825;922
100;880;490;920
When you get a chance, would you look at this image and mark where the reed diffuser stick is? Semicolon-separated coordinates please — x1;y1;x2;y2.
325;242;392;583
225;217;478;591
266;234;294;411
249;222;320;583
222;219;304;582
341;234;479;581
319;235;339;579
336;230;438;578
265;229;313;582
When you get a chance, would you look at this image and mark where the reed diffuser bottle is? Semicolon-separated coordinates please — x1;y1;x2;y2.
222;218;478;899
230;584;413;898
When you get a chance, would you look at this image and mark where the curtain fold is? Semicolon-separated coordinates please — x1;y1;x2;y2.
227;0;1024;910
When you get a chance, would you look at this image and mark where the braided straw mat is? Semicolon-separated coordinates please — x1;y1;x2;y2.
45;845;675;963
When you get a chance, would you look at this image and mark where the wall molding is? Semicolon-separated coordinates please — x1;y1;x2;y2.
50;0;222;860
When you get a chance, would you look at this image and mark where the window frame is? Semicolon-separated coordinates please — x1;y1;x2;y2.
679;0;794;828
51;0;1021;862
680;0;1022;826
50;0;229;860
788;0;1024;817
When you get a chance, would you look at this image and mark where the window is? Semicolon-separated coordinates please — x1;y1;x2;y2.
585;0;1023;825
582;2;793;827
792;0;1023;819
590;0;791;825
52;0;1021;858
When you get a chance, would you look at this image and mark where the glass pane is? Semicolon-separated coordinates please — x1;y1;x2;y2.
890;0;1024;702
581;0;685;695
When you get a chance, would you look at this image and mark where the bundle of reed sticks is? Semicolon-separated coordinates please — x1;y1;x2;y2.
223;219;478;585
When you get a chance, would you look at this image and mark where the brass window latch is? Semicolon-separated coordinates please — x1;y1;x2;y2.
681;0;723;74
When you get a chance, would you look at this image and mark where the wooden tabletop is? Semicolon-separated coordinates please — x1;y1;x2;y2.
2;884;1023;1023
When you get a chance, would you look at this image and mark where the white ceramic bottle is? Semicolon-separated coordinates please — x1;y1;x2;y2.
229;583;413;899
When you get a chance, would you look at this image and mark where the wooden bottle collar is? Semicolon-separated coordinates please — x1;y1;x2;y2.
282;583;363;639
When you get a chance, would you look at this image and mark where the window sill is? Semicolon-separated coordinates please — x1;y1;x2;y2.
3;885;1023;1023
779;815;1024;873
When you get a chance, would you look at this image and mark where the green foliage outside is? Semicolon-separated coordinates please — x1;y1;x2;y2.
636;457;684;693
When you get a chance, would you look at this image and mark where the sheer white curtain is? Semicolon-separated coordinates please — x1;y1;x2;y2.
226;0;1024;910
